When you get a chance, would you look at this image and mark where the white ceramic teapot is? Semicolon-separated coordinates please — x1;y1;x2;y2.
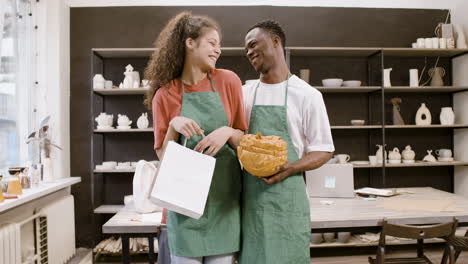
95;113;114;129
117;114;132;129
402;145;416;163
137;113;149;129
388;147;401;163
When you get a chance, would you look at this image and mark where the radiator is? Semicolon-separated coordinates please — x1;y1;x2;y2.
38;195;76;264
0;223;21;264
0;195;76;264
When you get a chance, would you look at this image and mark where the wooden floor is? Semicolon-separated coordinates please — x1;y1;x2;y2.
310;246;467;264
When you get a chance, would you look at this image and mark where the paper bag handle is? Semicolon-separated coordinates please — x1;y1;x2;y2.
183;132;206;154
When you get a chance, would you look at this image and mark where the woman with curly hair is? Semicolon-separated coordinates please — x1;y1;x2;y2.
144;12;246;264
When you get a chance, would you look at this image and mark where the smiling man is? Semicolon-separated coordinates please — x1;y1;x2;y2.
240;20;335;264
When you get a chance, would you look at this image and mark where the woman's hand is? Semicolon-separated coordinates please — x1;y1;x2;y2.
194;126;233;156
170;116;204;139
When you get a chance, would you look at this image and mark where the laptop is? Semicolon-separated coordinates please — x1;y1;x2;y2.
305;164;355;198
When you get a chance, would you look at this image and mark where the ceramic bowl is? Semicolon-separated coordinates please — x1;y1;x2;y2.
8;167;27;176
388;159;402;164
351;119;365;126
102;161;117;168
342;80;362;87
323;232;335;243
310;233;323;244
337;232;351;243
322;78;343;87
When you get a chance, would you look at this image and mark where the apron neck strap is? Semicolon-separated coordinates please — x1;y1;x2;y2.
253;72;291;106
181;72;216;94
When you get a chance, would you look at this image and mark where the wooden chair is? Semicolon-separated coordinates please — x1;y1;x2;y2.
442;229;468;264
368;218;458;264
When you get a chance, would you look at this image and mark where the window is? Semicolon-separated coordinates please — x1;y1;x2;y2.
0;0;33;171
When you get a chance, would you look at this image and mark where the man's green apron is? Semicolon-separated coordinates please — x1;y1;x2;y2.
167;73;242;257
240;75;311;264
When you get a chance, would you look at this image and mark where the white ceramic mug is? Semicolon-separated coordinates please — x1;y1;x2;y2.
435;149;452;158
439;38;447;49
425;38;433;48
368;155;378;165
432;37;439;49
417;38;425;48
104;80;113;89
336;154;350;164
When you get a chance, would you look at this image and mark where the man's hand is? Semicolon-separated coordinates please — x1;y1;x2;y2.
194;126;233;156
261;162;298;184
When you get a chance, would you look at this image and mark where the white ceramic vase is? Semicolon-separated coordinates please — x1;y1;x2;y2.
383;68;392;87
440;107;455;125
42;158;54;183
415;103;432;125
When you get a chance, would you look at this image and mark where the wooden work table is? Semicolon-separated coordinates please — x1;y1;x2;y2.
309;187;468;230
102;187;468;263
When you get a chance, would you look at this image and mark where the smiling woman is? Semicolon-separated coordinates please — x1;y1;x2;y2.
143;11;247;264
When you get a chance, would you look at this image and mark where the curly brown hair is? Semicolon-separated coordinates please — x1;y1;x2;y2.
143;11;221;110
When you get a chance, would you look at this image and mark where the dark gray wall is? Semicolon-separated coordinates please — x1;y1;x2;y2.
71;6;450;247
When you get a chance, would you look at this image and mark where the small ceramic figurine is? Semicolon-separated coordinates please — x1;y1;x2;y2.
123;64;135;89
95;113;114;129
137;113;149;129
402;145;416;163
423;150;437;162
388;147;402;164
415;103;432;125
117;114;132;129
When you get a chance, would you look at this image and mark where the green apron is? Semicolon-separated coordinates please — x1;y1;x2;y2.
167;73;242;257
239;75;311;264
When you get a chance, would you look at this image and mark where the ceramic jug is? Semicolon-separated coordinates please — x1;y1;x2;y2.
375;144;387;163
440;107;455;125
415;103;432;125
428;67;445;86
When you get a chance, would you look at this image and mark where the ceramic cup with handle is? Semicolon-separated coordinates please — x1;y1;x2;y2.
336;154;350;164
435;149;452;158
368;155;377;165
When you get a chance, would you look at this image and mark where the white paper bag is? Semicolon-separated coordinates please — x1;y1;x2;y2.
150;141;216;219
132;160;161;213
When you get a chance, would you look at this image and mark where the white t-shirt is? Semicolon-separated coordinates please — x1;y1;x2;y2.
242;75;335;159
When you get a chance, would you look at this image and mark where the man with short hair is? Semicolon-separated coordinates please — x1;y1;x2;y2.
240;20;335;264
